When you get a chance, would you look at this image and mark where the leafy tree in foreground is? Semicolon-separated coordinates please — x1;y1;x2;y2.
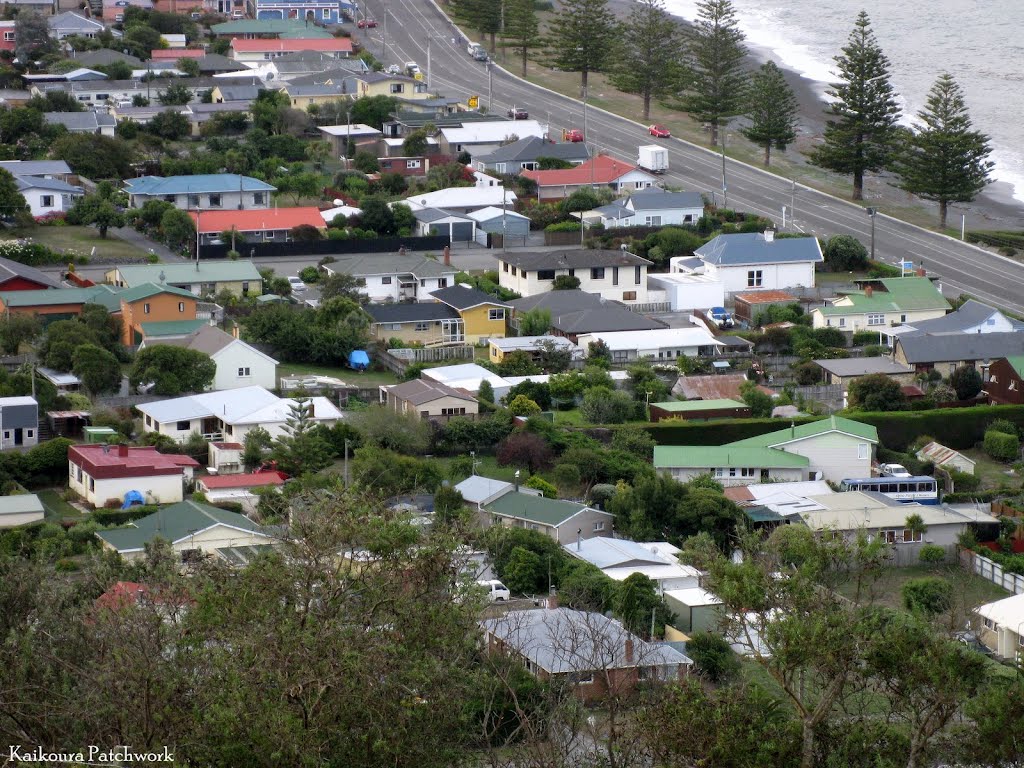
129;346;216;396
894;73;993;228
0;314;40;355
543;0;617;94
241;425;272;472
808;11;901;200
609;0;686;121
821;233;870;271
847;372;906;411
742;61;798;166
71;344;122;395
949;364;982;400
681;0;748;146
0;168;29;222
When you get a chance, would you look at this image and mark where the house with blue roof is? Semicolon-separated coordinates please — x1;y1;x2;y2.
124;174;277;211
693;229;823;294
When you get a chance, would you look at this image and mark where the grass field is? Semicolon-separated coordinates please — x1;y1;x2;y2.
37;489;83;522
8;226;148;260
434;454;520;483
961;448;1020;490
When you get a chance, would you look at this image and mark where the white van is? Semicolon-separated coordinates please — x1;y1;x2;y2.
467;42;487;61
477;579;510;602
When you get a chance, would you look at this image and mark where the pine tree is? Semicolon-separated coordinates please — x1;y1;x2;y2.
609;0;687;121
681;0;748;146
501;0;539;78
894;73;993;229
544;0;617;94
271;396;332;477
741;61;798;167
808;11;901;200
453;0;501;53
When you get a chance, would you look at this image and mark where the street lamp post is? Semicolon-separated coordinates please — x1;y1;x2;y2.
720;129;728;210
866;207;877;261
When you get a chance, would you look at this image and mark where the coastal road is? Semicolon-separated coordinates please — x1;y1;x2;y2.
358;0;1024;314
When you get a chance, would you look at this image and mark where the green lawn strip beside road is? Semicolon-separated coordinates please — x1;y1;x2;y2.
37;489;84;522
5;226;148;261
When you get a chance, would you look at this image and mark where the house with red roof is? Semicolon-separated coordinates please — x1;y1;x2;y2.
228;37;353;64
188;206;326;245
196;471;287;512
68;444;199;508
521;155;660;201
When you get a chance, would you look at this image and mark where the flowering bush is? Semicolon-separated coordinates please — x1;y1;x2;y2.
0;238;68;265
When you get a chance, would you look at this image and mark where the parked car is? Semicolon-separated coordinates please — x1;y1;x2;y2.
648;124;671;138
562;128;584;142
705;307;734;329
507;106;528;120
880;463;912;478
477;580;511;602
288;276;307;292
357;18;378;27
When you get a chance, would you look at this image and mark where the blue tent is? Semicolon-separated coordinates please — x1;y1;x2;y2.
121;490;145;509
348;350;370;371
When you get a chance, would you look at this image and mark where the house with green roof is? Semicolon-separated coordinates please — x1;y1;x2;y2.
811;277;951;332
482;488;614;545
0;285;122;323
96;500;276;562
654;415;878;486
106;261;263;299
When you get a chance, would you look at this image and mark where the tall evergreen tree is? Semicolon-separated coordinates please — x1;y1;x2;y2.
501;0;540;78
680;0;748;146
609;0;687;121
894;73;993;228
451;0;501;52
808;11;901;200
271;396;333;476
741;61;798;166
544;0;617;94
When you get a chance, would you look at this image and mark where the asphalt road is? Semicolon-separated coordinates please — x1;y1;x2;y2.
359;0;1024;313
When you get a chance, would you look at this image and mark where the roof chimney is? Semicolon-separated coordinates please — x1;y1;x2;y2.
307;400;314;418
399;245;407;256
546;592;558;610
625;637;635;664
102;443;110;454
118;444;128;457
864;285;873;298
763;229;775;243
443;245;451;266
915;266;927;277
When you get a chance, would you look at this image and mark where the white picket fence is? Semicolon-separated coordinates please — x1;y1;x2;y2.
972;551;1024;595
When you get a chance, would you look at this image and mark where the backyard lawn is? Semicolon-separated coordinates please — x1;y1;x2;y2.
37;489;83;522
278;362;399;388
434;455;521;483
960;448;1020;491
7;226;148;261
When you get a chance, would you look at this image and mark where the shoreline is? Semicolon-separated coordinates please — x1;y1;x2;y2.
600;0;1024;230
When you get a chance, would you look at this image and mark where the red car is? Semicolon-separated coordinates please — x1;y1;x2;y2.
563;128;584;143
357;18;378;28
649;124;671;138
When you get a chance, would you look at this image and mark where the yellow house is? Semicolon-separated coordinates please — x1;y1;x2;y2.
351;72;432;101
430;284;509;343
364;283;509;346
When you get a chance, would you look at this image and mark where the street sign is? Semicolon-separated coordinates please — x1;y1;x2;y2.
468;95;479;109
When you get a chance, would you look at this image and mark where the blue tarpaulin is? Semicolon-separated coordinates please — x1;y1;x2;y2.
348;350;370;370
122;490;145;509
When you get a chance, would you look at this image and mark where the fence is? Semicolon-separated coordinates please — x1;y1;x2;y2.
965;550;1024;595
625;301;672;314
387;345;474;363
198;235;450;260
544;230;583;247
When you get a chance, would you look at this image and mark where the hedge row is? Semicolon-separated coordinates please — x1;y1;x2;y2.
641;404;1024;451
91;504;160;526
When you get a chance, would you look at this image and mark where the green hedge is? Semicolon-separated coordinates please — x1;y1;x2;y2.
91;504;160;526
984;430;1020;461
643;417;818;446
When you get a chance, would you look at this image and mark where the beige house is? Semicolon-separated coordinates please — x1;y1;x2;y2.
976;593;1024;661
379;378;478;422
482;492;614;546
96;500;275;563
812;277;951;331
105;261;263;299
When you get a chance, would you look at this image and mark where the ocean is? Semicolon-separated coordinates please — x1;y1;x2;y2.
662;0;1024;206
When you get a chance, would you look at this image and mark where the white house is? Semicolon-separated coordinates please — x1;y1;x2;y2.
563;537;700;592
404;186;518;216
646;273;724;312
496;249;653;304
124;174;276;211
15;175;83;217
322;252;458;303
137;386;342;443
140;325;278;391
438;120;547;156
580;188;705;228
977;593;1024;661
577;327;724;363
68;444;199;508
693;230;823;294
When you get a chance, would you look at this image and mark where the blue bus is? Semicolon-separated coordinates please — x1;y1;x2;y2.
838;476;939;504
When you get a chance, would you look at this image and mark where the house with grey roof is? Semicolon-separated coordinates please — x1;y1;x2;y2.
890;299;1024;339
140;325;278;391
507;290;667;342
15;175;84;217
378;377;478;422
0;254;60;291
253;51;368;82
48;11;106;39
480;607;692;702
473;135;591;174
813;357;916;390
322;252;458;303
0;494;44;528
497;249;653;304
412;207;476;241
43;110;116;136
580;187;705;229
894;331;1024;376
124;174;276;210
194;54;249;75
70;49;142;68
0;160;72;181
0;396;38;450
465;206;531;246
366;302;464;345
694;230;823;294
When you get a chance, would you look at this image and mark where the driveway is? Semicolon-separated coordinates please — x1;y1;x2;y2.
110;226;185;262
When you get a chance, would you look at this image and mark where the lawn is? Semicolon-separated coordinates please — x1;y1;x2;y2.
960;448;1020;491
434;454;521;483
37;489;84;522
7;226;148;261
278;362;398;388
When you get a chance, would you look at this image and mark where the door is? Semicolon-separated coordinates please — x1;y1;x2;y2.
13;428;22;446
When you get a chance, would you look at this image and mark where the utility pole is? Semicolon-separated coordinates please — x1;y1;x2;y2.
486;61;492;111
381;4;388;57
721;128;728;210
582;85;588;141
866;207;877;261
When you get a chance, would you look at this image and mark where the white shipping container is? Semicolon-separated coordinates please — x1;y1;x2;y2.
637;145;669;173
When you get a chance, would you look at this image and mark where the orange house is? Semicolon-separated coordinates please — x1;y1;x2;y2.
118;283;200;346
0;285;124;323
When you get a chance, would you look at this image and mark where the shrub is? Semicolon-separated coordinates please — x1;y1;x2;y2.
984;430;1020;462
822;234;868;272
793;361;821;385
947;468;980;492
902;577;953;616
851;330;881;346
686;631;740;683
988;418;1019;437
949;365;983;400
918;544;946;564
525;475;557;498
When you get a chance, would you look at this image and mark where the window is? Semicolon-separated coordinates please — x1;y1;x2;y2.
521;161;537;171
635;265;642;285
839;317;846;328
747;270;763;288
983;618;994;630
209;194;222;207
857;443;869;460
382;276;392;285
502;262;509;273
322;7;329;17
390;84;405;94
176;420;191;431
420;279;426;287
406;159;421;169
593;521;605;532
40;195;54;208
265;231;276;240
511;266;517;276
867;313;885;326
591;267;605;280
386;323;402;331
537;270;555;281
741;468;755;477
568;672;594;685
900;314;907;323
1;431;7;441
438;278;448;288
237;367;250;377
253;192;265;205
143;303;151;314
568;269;575;277
902;529;924;543
89;477;95;491
25;429;33;440
187;194;200;207
242;281;250;295
622;291;637;301
644;215;662;226
145;416;151;426
495;163;506;174
178;302;185;313
713;468;724;478
488;309;505;321
441;407;466;416
879;529;898;544
414;322;430;332
612;267;619;286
